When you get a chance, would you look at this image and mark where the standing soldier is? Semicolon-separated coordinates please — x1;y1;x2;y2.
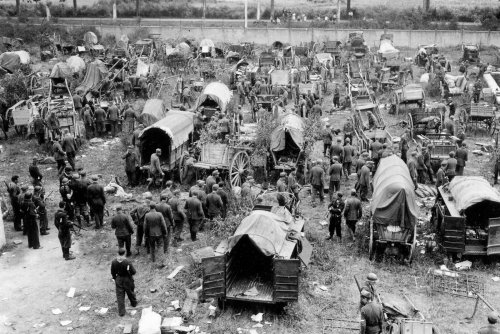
123;77;132;100
369;138;382;170
60;177;74;220
342;138;356;179
407;151;418;190
111;248;138;316
446;151;458;182
326;192;345;242
156;197;175;256
122;105;136;136
54;201;75;260
276;172;288;192
144;203;167;263
184;190;205;241
456;143;468;176
423;145;434;183
330;138;344;164
72;172;91;227
18;185;28;235
82;104;94;139
205;170;219;193
216;182;229;219
333;84;340;108
399;131;409;163
122;145;139;187
309;160;325;205
358;161;373;201
344;190;362;242
111;206;135;257
169;189;186;244
132;124;145;164
181;85;192;108
47;111;61;139
62;130;77;171
328;156;343;200
206;184;223;220
29;158;43;185
22;192;41;249
322;124;333;157
148;148;164;190
94;105;106;137
343;119;354;144
130;195;152;255
87;175;106;229
436;160;448;189
73;93;83;118
360;291;384;334
33;186;49;236
33;115;46;145
7;175;22;231
107;101;120;137
138;75;148;99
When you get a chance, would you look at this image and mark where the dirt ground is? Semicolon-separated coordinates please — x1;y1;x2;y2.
1;47;500;334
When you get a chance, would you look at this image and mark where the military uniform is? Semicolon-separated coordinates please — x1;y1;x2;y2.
144;208;167;262
22;194;40;249
33;191;49;235
360;301;384;334
111;212;135;256
54;207;74;260
130;202;150;254
7;181;21;231
156;201;174;254
169;196;186;242
111;256;137;316
184;196;205;241
87;180;106;229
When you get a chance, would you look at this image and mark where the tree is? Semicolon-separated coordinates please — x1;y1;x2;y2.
16;0;20;17
346;0;351;14
270;0;275;20
136;0;140;17
423;0;430;12
73;0;77;15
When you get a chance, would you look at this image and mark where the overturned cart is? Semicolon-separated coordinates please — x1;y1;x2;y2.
202;210;310;305
369;155;418;263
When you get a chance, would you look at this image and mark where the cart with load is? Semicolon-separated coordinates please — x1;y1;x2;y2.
346;32;368;59
378;34;399;62
6;95;47;136
433;176;500;258
390;83;426;115
139;110;194;183
270;113;306;174
323;41;342;65
192;82;232;121
467;102;495;134
369;155;418;263
133;39;157;60
408;107;443;139
460;44;480;64
415;44;438;67
202;210;310;306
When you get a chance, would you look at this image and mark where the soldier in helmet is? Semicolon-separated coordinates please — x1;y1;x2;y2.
60;177;74;221
33;186;49;236
18;184;29;235
54;201;76;260
360;290;384;334
22;191;41;249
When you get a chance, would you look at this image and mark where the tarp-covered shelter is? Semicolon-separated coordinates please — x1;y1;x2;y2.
75;59;108;94
193;82;232;113
378;35;399;60
449;176;500;217
371;155;418;229
272;41;284;49
227;210;294;257
138;110;194;165
270;113;304;153
66;55;86;73
0;52;21;73
50;62;72;78
138;99;168;127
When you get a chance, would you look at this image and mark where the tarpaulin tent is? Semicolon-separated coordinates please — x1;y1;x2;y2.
449;176;500;215
0;52;21;73
270;113;304;152
12;50;30;64
227;210;291;256
66;55;86;73
75;59;108;94
378;35;399;60
138;99;168;127
371;155;418;229
139;110;194;164
50;62;72;78
193;82;232;113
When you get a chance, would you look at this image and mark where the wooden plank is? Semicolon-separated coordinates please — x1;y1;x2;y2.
438;186;461;217
202;255;226;299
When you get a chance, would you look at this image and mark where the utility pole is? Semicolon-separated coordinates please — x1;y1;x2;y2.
244;0;248;28
270;0;275;21
257;0;261;20
202;0;207;20
346;0;351;14
337;0;341;23
424;0;430;11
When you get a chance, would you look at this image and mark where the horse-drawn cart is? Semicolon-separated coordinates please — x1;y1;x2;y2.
390;84;426;115
369;155;418;263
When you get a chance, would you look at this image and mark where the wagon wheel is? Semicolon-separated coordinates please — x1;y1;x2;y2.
369;219;375;261
408;226;417;265
178;153;188;183
29;75;39;95
147;83;154;98
229;151;250;188
407;113;414;139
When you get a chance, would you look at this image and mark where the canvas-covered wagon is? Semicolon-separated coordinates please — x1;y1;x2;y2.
270;113;305;173
434;176;500;258
378;34;399;61
193;82;233;120
390;84;426;115
139;110;193;181
369;155;418;263
138;99;168;127
202;210;310;305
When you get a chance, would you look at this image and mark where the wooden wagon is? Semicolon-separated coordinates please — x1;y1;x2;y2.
369;155;418;264
408;107;443;139
433;176;500;258
390;83;426;115
466;102;495;134
202;210;310;306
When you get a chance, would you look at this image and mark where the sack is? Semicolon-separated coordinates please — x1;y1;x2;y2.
138;307;161;334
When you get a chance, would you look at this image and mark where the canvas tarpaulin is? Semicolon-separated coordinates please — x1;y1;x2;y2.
50;62;72;78
378;38;399;59
227;210;291;257
449;176;500;213
139;110;193;150
12;51;30;64
270;70;289;85
315;53;333;65
193;82;232;113
66;55;86;73
83;31;98;45
0;52;21;73
138;99;167;127
75;59;108;94
270;113;304;152
371;155;418;229
136;58;149;77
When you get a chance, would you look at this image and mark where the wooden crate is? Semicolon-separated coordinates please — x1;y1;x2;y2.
199;143;228;167
400;320;434;334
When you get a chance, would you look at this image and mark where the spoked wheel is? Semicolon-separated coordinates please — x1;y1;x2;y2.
408;242;416;265
178;153;188;183
369;220;375;261
229;151;250;188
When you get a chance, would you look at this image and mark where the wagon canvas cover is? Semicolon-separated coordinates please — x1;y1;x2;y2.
270;113;304;152
227;211;293;257
139;110;193;150
193;82;232;113
315;53;333;65
50;62;72;78
270;70;289;85
75;59;108;93
138;99;168;127
371;155;418;229
0;52;21;73
449;176;500;213
378;38;399;59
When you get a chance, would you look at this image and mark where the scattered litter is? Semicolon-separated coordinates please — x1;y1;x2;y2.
33;323;46;328
130;310;137;316
60;320;72;326
67;287;76;298
208;305;217;317
67;327;74;331
150;288;157;293
318;220;328;226
104;181;132;199
13;240;22;245
251;313;263;322
253;323;264;328
138;307;161;334
78;306;91;312
472;150;483;156
492;277;500;282
167;266;184;279
319;285;328;291
52;308;63;315
96;307;108;315
248;330;259;334
171;300;181;310
123;323;133;334
264;321;272;325
161;317;183;328
455;260;472;271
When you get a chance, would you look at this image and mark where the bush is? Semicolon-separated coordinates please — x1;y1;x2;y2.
0;73;29;108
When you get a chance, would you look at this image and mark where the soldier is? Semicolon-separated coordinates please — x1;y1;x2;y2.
122;145;139;187
87;175;106;229
330;138;344;164
399;131;409;164
148;148;164;190
22;192;41;249
446;151;458;182
73;92;83;118
333;84;340;108
216;182;229;219
111;206;135;257
478;312;500;334
447;97;456;117
359;161;373;201
18;184;28;235
184;190;205;241
111;248;138;316
59;177;74;221
160;181;174;202
54;201;75;260
309;160;325;204
82;104;94;139
322;124;333;156
33;186;49;236
456;143;468;176
327;192;345;242
33;115;46;145
94;105;106;137
72;172;90;228
123;77;132;100
181;85;192;108
144;203;167;263
108;101;120;137
344;190;362;242
130;195;152;255
328;156;343;200
342;138;356;179
132;124;145;163
276;172;288;192
61;130;77;171
369;138;382;170
47;111;61;139
205;170;219;194
206;184;223;220
29;158;43;185
7;175;22;231
169;189;186;244
156;197;174;255
343;119;354;144
407;151;418;190
360;290;384;334
423;145;434;183
53;136;67;175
